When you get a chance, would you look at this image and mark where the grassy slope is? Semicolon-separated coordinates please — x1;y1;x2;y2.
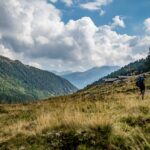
0;73;150;149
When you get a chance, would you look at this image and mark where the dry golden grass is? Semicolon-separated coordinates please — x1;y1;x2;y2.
0;74;150;149
0;93;150;141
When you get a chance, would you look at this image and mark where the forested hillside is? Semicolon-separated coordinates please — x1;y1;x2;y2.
0;56;77;103
92;52;150;85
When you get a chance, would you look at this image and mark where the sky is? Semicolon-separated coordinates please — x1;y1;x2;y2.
0;0;150;72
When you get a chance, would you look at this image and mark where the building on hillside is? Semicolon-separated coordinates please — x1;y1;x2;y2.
103;76;130;83
117;75;130;80
103;78;118;83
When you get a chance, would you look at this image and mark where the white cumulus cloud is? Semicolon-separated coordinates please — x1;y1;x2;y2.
111;16;125;28
80;0;112;11
0;0;149;72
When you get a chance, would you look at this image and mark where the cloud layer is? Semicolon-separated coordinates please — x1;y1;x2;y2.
80;0;112;11
80;0;112;16
0;0;149;71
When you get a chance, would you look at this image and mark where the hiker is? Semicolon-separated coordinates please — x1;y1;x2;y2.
136;75;146;100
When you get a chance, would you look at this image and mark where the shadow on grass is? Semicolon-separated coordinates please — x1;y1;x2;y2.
121;115;150;127
0;124;131;150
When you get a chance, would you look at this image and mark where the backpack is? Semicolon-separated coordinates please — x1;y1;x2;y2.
136;77;144;87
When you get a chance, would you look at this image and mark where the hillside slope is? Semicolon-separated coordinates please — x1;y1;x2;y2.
0;56;77;103
92;57;150;86
0;72;150;149
63;66;119;89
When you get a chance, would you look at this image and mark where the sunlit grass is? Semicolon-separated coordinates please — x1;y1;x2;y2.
0;74;150;149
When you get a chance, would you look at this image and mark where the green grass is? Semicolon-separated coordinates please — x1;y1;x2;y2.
0;73;150;149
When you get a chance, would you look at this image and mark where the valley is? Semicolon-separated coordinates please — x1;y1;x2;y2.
0;73;150;149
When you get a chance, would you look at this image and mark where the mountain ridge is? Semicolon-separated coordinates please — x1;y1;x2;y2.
1;71;150;149
91;58;149;86
0;55;77;103
62;65;120;89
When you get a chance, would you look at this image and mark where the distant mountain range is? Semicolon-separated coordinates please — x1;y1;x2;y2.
92;56;150;86
52;70;73;76
0;56;77;103
62;66;120;89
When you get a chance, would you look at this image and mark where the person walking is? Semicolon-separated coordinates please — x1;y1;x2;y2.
136;75;146;100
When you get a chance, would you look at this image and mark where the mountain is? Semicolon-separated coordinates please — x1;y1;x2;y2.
1;71;150;149
0;56;77;103
1;55;150;149
62;66;120;89
92;56;150;86
51;70;73;76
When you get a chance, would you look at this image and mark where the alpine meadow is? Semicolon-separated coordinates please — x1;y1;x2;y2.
0;0;150;150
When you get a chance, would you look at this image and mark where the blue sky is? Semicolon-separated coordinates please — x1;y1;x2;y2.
53;0;150;35
0;0;150;71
